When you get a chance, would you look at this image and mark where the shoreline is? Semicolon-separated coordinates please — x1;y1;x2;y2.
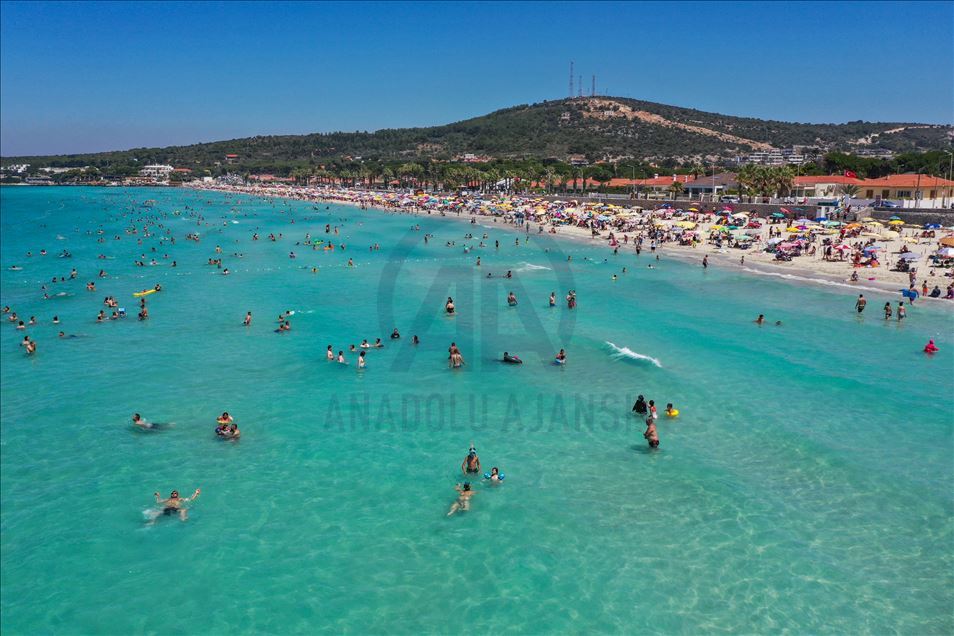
192;184;954;305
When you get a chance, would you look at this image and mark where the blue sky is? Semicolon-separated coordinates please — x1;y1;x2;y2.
1;1;952;155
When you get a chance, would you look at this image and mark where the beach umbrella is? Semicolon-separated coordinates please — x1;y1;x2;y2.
771;212;786;218
941;237;954;247
675;221;697;229
936;247;954;257
889;215;902;220
863;246;880;252
899;252;920;261
888;220;904;225
834;244;851;251
866;221;884;227
767;237;785;244
795;218;813;224
924;223;941;229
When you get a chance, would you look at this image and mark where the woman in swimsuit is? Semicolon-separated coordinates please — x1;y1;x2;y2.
447;483;476;516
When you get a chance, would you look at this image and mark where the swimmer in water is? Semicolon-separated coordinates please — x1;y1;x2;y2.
152;488;200;522
216;412;234;425
461;445;481;474
644;417;659;449
446;482;475;516
337;351;346;364
243;311;252;326
507;291;517;306
555;349;566;363
502;351;522;364
327;345;334;360
486;467;503;484
445;297;455;314
390;328;400;339
358;350;366;368
549;292;556;307
632;395;647;416
412;335;420;345
755;314;764;325
665;403;677;417
132;413;160;430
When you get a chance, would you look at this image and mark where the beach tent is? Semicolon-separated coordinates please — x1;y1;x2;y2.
939;237;954;247
936;247;954;257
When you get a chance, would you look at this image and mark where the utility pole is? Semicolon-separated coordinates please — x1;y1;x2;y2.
578;76;583;98
569;61;574;99
591;75;596;97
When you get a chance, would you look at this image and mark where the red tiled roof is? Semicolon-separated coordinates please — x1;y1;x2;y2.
857;174;954;188
794;175;862;185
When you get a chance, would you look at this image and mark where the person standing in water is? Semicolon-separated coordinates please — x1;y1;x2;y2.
461;445;480;474
855;294;867;313
632;395;647;416
243;311;252;327
644;417;659;449
883;303;892;320
702;255;708;269
549;292;556;307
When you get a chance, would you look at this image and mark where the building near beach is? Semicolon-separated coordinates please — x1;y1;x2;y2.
856;174;954;208
139;164;174;179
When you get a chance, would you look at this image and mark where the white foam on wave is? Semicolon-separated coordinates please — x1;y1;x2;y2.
606;341;662;367
514;262;552;272
740;267;888;294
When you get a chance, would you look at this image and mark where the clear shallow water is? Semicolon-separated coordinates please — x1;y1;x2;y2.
1;186;952;634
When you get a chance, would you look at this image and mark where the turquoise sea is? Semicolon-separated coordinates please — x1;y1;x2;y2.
2;186;952;634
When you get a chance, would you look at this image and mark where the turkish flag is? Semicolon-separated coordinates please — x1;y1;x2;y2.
844;170;857;179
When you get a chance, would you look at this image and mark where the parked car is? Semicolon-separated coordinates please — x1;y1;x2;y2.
720;195;740;203
878;200;901;208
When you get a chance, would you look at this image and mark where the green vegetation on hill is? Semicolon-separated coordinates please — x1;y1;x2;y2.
3;97;951;178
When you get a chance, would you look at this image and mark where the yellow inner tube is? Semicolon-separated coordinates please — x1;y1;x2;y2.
666;409;679;417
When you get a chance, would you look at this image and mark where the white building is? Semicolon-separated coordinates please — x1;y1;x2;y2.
140;164;174;179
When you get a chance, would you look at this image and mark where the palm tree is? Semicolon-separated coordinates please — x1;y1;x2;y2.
667;180;685;200
839;184;860;198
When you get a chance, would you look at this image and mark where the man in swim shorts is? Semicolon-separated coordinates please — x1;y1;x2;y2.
461;447;481;475
153;488;200;521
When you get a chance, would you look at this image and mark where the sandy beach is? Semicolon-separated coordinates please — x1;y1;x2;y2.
194;183;954;301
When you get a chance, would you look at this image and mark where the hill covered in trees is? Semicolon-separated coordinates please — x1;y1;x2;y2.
4;97;951;174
